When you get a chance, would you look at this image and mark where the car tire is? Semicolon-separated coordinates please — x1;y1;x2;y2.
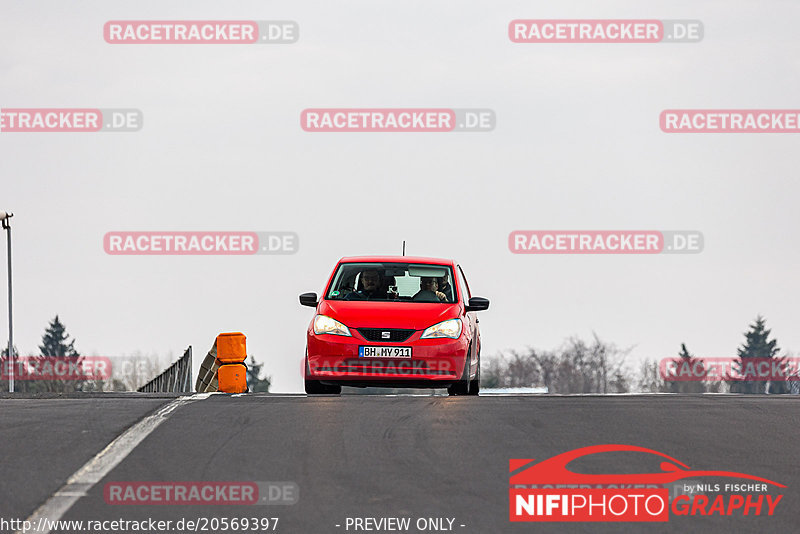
304;379;341;395
467;348;480;396
304;354;342;394
447;344;472;396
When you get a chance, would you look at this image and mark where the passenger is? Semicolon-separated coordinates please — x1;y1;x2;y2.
438;273;453;302
412;277;447;302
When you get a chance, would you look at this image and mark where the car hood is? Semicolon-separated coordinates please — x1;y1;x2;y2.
318;300;461;330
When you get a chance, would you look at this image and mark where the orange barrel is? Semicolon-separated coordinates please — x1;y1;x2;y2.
217;363;247;394
216;332;248;393
216;332;247;364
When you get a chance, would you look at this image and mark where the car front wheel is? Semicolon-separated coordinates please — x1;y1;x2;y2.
447;345;472;396
467;348;480;396
304;379;342;394
304;354;341;394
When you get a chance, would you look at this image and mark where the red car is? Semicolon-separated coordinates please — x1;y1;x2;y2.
300;256;489;395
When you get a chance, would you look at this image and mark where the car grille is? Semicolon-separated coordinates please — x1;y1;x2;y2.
357;328;415;343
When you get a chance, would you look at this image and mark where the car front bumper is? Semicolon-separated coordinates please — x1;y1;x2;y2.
306;329;469;385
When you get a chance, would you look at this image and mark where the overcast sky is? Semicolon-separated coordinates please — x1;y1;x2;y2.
2;1;798;392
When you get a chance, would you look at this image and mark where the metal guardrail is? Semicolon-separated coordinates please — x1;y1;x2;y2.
790;372;800;395
138;346;193;393
195;343;220;393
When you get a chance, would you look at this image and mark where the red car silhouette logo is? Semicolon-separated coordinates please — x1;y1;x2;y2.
510;444;785;487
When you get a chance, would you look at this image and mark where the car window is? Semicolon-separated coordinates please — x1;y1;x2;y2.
325;262;456;303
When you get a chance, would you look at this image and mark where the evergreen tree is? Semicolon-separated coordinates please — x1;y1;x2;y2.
245;355;271;393
730;316;780;394
667;344;707;393
38;315;81;392
39;316;79;358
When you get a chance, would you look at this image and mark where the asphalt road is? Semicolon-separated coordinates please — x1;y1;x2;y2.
1;394;798;534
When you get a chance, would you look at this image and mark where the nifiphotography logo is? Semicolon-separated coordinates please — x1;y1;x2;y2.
509;445;784;522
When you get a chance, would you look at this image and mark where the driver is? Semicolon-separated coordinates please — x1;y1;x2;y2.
346;268;388;300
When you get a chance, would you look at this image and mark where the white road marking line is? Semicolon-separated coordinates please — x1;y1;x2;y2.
17;393;212;534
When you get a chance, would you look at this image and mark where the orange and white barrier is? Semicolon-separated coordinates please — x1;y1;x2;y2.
195;332;248;393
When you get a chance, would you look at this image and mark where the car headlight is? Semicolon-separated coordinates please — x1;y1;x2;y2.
420;318;462;339
313;315;352;336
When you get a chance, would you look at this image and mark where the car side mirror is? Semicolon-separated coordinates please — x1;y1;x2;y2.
299;292;318;307
465;297;490;312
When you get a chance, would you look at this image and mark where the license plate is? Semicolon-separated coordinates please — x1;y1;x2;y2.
359;346;412;359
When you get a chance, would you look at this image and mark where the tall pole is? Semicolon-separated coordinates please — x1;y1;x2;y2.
2;213;12;393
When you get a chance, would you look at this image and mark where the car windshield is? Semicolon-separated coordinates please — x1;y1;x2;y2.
326;263;457;303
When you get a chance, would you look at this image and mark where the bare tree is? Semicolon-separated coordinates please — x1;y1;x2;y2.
636;359;668;393
483;334;632;394
483;349;541;388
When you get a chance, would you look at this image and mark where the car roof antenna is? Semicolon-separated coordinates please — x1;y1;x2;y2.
402;240;406;256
